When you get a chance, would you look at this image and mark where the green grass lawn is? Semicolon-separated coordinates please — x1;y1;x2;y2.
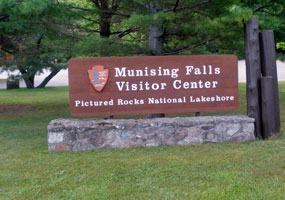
0;84;284;200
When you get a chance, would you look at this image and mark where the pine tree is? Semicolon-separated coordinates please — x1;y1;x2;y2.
0;0;74;88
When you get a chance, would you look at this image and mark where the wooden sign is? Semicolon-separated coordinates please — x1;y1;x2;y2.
68;55;238;117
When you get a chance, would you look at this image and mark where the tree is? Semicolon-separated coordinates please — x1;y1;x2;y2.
0;0;74;88
2;0;282;88
73;0;244;56
73;0;284;60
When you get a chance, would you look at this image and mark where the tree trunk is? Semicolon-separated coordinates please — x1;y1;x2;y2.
149;1;163;55
23;76;35;89
19;69;35;88
146;1;165;118
99;2;112;38
37;68;60;88
149;25;163;55
96;0;117;56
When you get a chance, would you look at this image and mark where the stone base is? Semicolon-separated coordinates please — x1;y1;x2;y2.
47;115;255;151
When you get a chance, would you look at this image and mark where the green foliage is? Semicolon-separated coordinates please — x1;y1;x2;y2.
1;0;284;85
0;0;74;87
74;36;146;57
122;13;152;28
277;42;285;50
71;0;284;58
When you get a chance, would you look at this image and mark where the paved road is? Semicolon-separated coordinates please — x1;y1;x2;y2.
0;60;284;89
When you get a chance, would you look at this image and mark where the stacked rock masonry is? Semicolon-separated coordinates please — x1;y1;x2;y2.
48;115;255;151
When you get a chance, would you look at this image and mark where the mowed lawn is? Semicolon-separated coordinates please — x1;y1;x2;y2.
0;83;284;200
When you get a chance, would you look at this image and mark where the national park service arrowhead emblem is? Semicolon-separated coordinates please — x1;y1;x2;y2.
88;65;109;92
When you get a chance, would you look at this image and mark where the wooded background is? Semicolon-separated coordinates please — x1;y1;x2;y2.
0;0;284;88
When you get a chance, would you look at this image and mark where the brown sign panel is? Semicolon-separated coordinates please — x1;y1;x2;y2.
68;55;238;117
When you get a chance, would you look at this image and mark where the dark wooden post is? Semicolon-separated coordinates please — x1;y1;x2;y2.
244;19;263;138
259;30;280;133
261;76;275;138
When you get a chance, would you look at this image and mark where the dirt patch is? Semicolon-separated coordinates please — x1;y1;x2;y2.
0;105;37;114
